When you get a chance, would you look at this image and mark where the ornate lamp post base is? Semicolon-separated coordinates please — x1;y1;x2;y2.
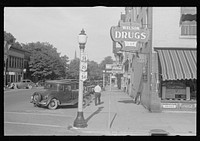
73;111;87;128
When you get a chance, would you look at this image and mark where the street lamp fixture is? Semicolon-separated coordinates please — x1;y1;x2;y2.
73;29;88;128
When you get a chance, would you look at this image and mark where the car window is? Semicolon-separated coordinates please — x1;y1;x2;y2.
75;83;79;89
67;85;71;91
27;80;30;83
22;80;26;83
71;84;75;90
58;85;64;91
44;83;56;90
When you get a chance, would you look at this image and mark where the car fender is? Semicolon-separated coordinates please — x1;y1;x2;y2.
46;96;60;106
32;93;42;103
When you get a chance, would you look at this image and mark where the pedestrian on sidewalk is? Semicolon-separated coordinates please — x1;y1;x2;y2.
134;76;144;105
94;82;102;106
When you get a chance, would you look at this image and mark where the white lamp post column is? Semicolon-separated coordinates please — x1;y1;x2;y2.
103;70;105;91
73;29;88;128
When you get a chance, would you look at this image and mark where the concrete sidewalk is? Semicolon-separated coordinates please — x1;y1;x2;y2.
69;86;196;136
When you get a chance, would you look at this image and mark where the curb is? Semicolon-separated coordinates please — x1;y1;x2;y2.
162;110;196;114
4;87;43;93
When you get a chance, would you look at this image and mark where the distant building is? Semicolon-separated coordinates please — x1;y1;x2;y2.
4;41;31;86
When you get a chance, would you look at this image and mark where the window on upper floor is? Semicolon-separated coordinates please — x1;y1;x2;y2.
180;7;196;36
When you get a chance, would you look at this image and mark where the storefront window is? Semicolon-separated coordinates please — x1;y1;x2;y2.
7;75;10;84
18;74;21;82
161;80;196;101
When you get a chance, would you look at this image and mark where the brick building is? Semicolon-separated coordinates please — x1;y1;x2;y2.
4;41;31;86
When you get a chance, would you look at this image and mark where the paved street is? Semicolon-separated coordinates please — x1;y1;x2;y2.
4;86;196;136
4;87;81;135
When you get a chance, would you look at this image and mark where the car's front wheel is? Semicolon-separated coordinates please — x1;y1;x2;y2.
48;98;58;110
32;94;41;107
33;94;41;102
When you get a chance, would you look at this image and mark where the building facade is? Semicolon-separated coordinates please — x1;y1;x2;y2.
113;7;196;112
4;41;31;86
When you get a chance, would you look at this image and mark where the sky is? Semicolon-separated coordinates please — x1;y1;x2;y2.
4;7;125;63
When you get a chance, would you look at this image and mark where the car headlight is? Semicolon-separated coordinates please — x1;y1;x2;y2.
31;96;33;100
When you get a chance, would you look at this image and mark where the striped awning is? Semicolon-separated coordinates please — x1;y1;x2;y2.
156;48;196;81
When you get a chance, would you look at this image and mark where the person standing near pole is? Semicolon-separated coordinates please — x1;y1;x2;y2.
134;75;144;105
94;82;102;106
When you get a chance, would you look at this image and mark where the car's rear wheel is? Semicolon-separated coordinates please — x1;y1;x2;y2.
48;98;58;110
33;94;41;102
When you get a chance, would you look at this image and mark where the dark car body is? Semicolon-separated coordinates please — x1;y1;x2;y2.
14;79;36;89
30;79;92;110
35;80;46;87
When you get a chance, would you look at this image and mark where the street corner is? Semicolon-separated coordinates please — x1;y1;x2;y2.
67;124;84;134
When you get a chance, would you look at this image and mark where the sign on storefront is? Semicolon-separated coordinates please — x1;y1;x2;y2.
137;54;147;63
110;22;149;52
106;64;113;70
8;72;15;75
162;103;177;108
111;64;123;74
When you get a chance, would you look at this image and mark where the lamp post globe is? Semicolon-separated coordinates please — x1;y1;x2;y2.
73;29;88;128
78;29;88;50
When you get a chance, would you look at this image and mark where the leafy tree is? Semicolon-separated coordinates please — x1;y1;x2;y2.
60;55;69;78
22;42;69;80
4;31;16;44
67;58;80;79
67;59;103;81
87;60;102;80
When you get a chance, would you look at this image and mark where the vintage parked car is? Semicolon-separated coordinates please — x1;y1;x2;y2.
30;79;92;110
14;79;36;89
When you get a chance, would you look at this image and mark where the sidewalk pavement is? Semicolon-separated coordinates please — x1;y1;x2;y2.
69;85;196;136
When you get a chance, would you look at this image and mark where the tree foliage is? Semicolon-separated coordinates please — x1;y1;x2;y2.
4;31;115;81
67;59;103;80
67;58;80;79
4;31;16;44
87;60;102;80
22;42;69;80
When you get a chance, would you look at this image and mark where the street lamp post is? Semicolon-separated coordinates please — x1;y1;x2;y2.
103;70;105;91
73;29;88;128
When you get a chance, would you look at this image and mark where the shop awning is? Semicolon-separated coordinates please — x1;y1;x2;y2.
156;48;196;81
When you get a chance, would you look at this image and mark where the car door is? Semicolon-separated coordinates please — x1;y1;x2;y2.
20;80;26;88
71;83;78;100
63;85;72;103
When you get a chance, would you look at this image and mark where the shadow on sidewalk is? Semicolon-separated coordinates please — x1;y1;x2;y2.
118;99;135;104
85;106;104;123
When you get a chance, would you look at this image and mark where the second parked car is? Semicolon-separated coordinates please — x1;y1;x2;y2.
14;79;36;89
